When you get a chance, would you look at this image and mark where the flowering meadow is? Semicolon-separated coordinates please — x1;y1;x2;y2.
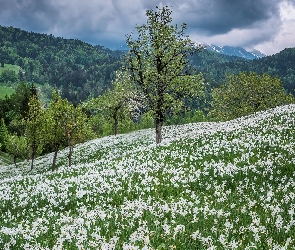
1;104;295;249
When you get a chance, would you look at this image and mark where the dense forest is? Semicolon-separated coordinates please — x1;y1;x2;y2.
0;25;123;103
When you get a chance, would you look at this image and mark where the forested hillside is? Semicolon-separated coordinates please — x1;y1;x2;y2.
193;48;295;94
0;25;123;103
1;25;295;105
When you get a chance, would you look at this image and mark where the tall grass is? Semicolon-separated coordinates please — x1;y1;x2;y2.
0;104;295;249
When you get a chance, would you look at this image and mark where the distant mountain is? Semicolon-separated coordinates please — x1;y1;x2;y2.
204;44;266;60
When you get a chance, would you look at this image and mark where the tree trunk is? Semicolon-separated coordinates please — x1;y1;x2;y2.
155;119;163;144
114;117;118;136
52;148;58;171
68;145;73;167
31;150;35;170
13;155;17;168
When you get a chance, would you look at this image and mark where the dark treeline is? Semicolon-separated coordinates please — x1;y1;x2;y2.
0;25;123;103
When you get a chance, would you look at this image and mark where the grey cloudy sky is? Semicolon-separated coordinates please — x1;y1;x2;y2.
1;0;295;55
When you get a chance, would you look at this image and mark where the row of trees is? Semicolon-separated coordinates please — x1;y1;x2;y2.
1;69;291;170
0;90;93;171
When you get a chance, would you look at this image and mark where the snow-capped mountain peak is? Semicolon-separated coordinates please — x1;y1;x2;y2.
204;44;265;60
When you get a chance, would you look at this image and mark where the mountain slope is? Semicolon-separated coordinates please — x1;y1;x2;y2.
192;47;295;95
205;44;266;59
1;104;295;249
0;25;122;103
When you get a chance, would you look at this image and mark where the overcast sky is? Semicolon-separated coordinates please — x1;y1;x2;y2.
1;0;295;55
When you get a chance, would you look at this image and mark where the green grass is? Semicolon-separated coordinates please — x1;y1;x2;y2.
0;105;295;249
0;85;15;99
0;64;21;74
0;64;21;98
0;151;14;166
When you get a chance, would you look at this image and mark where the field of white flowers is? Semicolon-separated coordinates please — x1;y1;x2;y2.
1;104;295;249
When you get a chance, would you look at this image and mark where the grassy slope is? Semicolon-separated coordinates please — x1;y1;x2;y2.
0;152;13;166
0;64;21;99
0;86;14;99
0;64;21;74
0;105;295;249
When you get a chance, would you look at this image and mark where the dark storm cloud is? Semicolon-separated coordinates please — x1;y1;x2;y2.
0;0;293;52
0;0;60;32
161;0;281;34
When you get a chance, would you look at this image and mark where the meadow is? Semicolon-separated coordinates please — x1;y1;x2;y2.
0;64;21;99
0;86;14;99
0;64;21;74
0;104;295;249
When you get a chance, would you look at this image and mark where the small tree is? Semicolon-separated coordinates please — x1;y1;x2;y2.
209;72;295;121
59;100;93;168
126;6;204;143
44;90;67;171
24;95;44;170
139;110;154;129
5;134;27;167
87;70;143;136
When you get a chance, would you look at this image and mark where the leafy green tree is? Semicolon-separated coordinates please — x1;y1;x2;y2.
87;70;142;135
0;69;18;83
209;72;295;121
44;90;67;171
125;6;204;143
25;95;44;170
87;113;113;138
5;134;27;167
59;101;93;167
139;110;154;129
44;90;93;169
